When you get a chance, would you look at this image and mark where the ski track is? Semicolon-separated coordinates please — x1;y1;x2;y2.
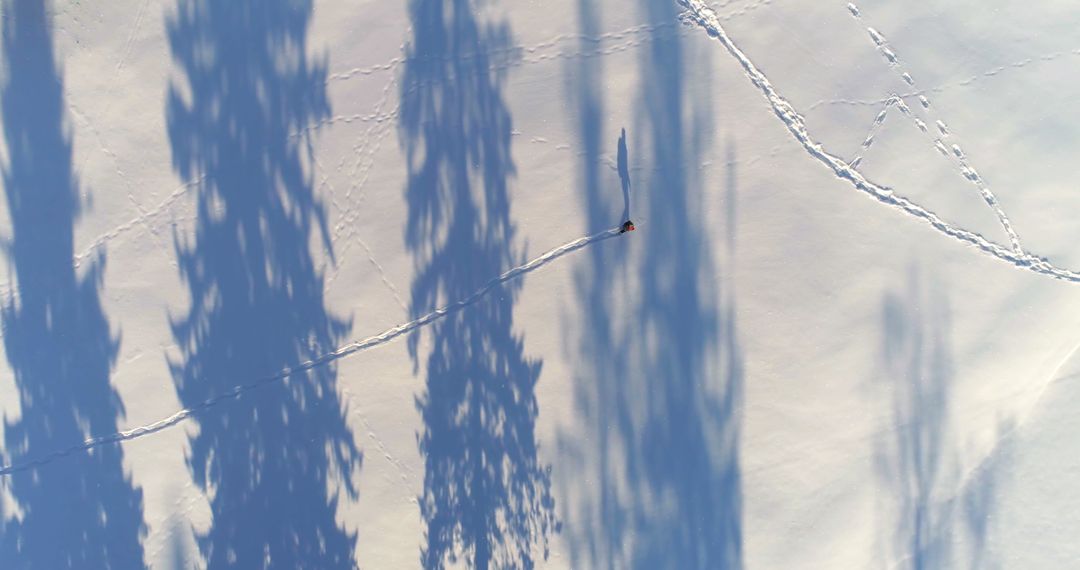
846;2;1024;254
677;0;1080;282
0;225;624;476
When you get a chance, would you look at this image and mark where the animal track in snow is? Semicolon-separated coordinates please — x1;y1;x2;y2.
848;95;901;168
677;0;1080;282
846;2;1022;252
810;47;1080;112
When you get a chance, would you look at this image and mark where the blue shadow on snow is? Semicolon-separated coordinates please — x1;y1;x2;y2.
399;0;558;568
558;1;743;567
877;268;1000;570
0;0;147;567
165;0;361;567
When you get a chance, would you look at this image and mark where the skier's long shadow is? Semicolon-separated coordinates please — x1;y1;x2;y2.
0;1;147;567
559;0;744;567
399;0;557;567
165;1;361;567
618;127;631;222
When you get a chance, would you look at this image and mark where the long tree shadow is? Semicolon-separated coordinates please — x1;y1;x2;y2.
399;0;557;567
625;3;743;564
0;0;147;567
559;2;743;568
165;1;360;567
878;269;999;569
880;269;953;569
556;1;626;565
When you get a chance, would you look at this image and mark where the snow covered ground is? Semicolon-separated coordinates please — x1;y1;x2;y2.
2;0;1080;567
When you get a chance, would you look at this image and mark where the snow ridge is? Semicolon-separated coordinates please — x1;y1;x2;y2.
0;225;624;476
676;0;1080;282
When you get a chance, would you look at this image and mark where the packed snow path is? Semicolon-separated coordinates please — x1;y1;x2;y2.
0;225;624;476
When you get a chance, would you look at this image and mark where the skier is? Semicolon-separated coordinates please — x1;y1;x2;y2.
620;220;635;233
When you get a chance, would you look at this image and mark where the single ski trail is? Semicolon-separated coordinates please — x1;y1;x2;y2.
0;224;626;476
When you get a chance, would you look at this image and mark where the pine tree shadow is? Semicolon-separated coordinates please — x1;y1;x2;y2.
399;0;557;567
878;268;1000;569
165;0;360;567
558;2;743;567
879;268;953;569
0;0;146;567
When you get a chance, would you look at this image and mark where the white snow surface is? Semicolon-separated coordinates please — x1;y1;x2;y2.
2;0;1080;568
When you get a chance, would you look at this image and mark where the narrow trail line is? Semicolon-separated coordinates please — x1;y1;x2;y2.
0;225;624;476
116;0;149;73
341;385;417;495
66;100;174;262
322;64;404;298
847;95;899;169
807;46;1080;111
325;23;674;84
0;16;702;302
325;0;770;88
676;0;1080;283
847;2;1024;254
809;40;1080;112
0;176;202;304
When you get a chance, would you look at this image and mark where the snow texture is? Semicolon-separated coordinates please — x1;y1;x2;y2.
2;0;1080;568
